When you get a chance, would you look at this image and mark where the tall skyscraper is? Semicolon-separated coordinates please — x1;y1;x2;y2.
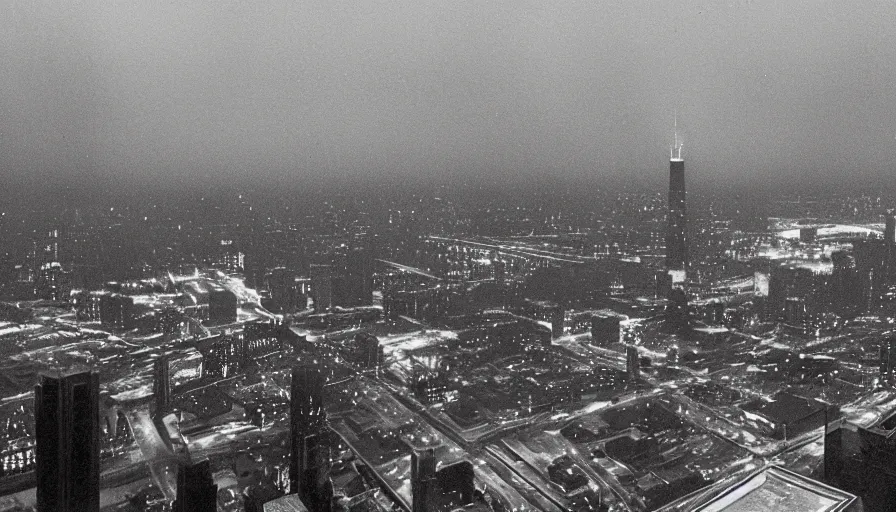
666;121;688;275
664;287;691;333
99;293;136;330
550;305;564;339
267;267;302;314
295;433;332;512
173;459;218;512
354;332;383;369
333;248;374;307
411;448;437;512
626;345;640;382
34;371;100;512
880;337;896;384
310;264;333;312
887;210;896;245
153;356;171;416
290;366;326;500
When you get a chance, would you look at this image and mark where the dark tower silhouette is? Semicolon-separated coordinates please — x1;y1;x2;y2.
290;366;327;506
173;459;218;512
34;370;100;512
550;305;564;339
310;264;333;312
153;355;171;416
298;432;333;511
880;337;896;384
411;448;437;512
886;210;896;245
355;332;384;369
664;287;691;333
823;414;844;486
666;121;688;274
334;247;374;307
626;345;640;382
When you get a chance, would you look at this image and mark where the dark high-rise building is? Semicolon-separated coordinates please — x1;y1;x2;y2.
333;248;374;308
290;366;327;503
766;264;824;321
434;461;476;510
591;314;621;346
354;332;383;369
854;225;896;314
411;366;449;405
654;270;673;299
666;133;688;274
35;262;70;301
384;285;458;322
34;371;100;512
73;290;103;322
886;210;896;245
831;251;863;317
626;345;640;382
411;448;437;512
310;264;333;312
550;305;564;339
664;287;691;333
154;307;184;336
173;459;218;512
494;259;506;286
99;293;136;330
824;415;896;511
295;433;332;512
267;267;303;314
208;287;238;325
880;337;896;383
153;356;171;415
784;297;807;328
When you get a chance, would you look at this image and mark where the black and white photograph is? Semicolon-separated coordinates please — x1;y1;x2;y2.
1;1;895;510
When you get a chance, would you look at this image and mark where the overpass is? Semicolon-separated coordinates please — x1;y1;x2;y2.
375;259;441;280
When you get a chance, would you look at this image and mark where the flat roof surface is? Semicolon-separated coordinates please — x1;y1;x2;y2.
696;466;856;512
747;392;826;425
263;495;308;512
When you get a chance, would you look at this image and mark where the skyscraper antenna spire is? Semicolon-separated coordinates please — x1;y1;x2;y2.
671;109;683;161
674;109;678;148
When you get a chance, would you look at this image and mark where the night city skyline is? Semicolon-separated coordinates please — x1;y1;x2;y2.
4;2;896;512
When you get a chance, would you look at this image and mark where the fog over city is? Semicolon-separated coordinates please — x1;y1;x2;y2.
3;1;896;190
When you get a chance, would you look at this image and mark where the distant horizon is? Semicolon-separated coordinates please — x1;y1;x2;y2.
4;1;896;190
4;167;896;204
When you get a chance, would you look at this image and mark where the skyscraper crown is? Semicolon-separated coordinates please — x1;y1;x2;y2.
670;111;683;162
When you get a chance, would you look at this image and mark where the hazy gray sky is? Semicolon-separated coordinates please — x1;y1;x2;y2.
2;1;896;188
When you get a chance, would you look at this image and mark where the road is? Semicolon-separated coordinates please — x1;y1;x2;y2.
378;377;573;511
122;406;183;502
427;236;588;264
375;259;442;280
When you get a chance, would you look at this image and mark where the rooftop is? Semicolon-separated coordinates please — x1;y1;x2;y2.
263;495;308;512
694;466;857;512
745;391;827;425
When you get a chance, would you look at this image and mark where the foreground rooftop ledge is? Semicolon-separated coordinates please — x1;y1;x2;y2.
263;494;309;512
694;465;858;512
